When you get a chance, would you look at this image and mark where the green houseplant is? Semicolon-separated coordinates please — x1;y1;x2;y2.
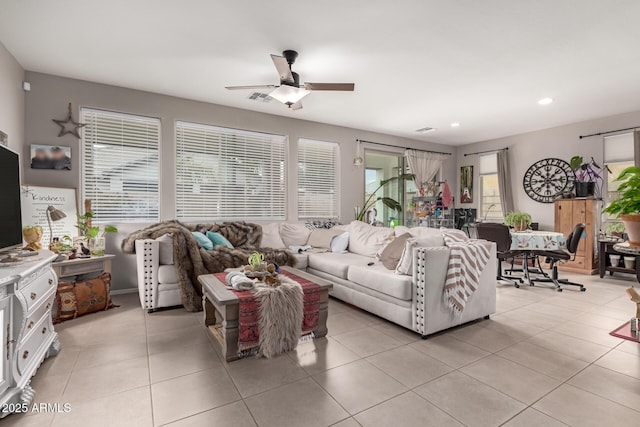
357;173;414;222
504;211;532;232
76;211;118;255
602;166;640;246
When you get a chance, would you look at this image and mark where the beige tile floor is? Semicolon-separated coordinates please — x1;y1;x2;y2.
4;268;640;427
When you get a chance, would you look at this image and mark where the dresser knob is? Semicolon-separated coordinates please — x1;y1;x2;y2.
27;321;34;329
46;302;51;310
42;327;47;334
48;278;53;285
22;350;29;359
30;292;37;300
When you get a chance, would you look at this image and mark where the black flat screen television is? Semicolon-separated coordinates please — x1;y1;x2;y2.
0;145;22;253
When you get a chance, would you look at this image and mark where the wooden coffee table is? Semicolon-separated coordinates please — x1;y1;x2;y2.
198;267;333;362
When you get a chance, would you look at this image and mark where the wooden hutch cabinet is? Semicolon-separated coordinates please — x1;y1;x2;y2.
554;198;600;274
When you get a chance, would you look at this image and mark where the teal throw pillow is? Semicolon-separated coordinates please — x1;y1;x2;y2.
206;231;234;249
191;231;213;250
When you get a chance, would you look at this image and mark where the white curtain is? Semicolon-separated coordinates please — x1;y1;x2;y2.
404;150;448;189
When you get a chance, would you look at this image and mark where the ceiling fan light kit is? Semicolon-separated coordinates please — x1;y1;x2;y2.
226;50;354;111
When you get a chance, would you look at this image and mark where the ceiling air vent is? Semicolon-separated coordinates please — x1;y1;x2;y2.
248;92;273;103
416;127;436;133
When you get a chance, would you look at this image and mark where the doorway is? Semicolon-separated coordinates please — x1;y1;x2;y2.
364;151;409;226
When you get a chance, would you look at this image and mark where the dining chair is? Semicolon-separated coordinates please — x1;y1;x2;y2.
531;223;587;292
476;223;524;287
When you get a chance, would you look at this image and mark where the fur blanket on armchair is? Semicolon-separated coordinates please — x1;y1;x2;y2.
121;220;293;312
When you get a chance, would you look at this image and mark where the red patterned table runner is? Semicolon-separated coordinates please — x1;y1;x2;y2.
214;270;321;352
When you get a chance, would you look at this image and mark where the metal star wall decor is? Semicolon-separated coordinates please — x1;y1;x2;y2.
52;102;85;138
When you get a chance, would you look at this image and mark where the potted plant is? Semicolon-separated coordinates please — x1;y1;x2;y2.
603;166;640;246
76;211;118;255
604;222;626;239
357;173;414;223
570;156;604;198
504;211;532;231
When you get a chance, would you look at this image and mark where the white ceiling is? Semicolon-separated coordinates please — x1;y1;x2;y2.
2;0;640;145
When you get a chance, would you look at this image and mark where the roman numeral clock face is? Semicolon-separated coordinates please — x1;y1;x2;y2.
523;158;576;203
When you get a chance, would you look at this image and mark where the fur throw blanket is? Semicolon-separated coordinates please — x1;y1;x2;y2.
121;220;293;311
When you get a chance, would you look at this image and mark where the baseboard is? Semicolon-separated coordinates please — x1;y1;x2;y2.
111;288;138;295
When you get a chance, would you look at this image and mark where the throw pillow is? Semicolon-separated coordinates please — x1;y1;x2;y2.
279;223;312;247
348;220;395;257
260;223;286;249
379;233;412;270
75;273;115;317
54;281;76;323
53;273;116;324
395;235;446;275
307;228;344;250
206;231;234;249
156;233;174;265
330;231;349;253
192;231;213;250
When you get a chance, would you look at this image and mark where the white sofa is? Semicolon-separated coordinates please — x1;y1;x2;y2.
134;221;497;336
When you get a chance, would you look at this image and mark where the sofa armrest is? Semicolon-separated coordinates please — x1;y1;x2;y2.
135;239;160;310
412;246;450;334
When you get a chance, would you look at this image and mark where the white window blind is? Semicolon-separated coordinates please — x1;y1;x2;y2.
297;138;339;219
604;133;634;163
479;153;503;221
81;108;160;223
176;121;287;221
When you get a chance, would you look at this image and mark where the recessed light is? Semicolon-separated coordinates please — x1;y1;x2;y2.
450;122;460;128
538;97;553;105
416;127;436;133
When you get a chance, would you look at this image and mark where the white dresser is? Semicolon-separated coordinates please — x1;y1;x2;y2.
0;251;59;418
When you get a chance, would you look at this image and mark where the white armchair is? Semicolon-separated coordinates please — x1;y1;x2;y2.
135;239;182;312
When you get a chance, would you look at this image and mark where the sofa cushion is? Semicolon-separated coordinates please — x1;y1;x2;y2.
379;232;411;270
191;231;213;250
396;234;445;275
308;252;373;279
158;265;179;284
156;233;174;265
280;223;312;247
261;223;286;249
206;231;234;248
348;262;413;300
348;221;394;257
331;232;349;253
307;228;344;250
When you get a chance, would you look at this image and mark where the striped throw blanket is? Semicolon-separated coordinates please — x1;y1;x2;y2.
441;229;491;314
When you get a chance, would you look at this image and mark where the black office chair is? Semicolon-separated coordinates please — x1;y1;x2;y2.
476;223;524;287
531;223;587;292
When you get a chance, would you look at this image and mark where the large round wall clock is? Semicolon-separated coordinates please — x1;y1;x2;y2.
523;158;576;203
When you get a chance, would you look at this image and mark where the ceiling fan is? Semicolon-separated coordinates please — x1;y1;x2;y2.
225;50;355;110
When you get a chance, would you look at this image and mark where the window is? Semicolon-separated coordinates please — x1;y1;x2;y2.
81;108;160;223
175;121;286;221
604;133;635;202
297;139;339;218
479;153;503;221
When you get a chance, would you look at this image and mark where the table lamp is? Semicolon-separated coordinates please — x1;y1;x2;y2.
46;205;66;248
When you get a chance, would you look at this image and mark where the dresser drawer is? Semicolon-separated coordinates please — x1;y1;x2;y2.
22;289;56;337
17;315;54;376
56;259;106;278
18;269;57;313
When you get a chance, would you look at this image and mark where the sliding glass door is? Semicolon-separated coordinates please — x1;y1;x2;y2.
364;151;406;226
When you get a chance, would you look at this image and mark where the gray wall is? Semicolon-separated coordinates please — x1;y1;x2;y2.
456;109;640;230
23;71;457;291
0;41;25;156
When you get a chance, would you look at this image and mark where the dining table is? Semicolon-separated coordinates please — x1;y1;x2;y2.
509;230;567;284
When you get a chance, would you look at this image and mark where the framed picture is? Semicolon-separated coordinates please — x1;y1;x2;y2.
20;185;79;247
30;144;71;170
0;130;7;147
460;165;473;203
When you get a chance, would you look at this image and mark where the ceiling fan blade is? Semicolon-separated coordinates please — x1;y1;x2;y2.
304;83;355;91
271;54;294;83
225;85;277;90
290;101;303;111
